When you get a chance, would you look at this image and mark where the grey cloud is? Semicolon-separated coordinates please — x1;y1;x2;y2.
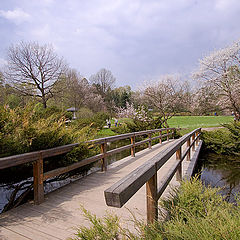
0;0;240;88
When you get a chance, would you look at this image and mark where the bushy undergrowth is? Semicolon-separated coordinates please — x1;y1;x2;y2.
71;178;240;240
0;104;99;183
201;121;240;155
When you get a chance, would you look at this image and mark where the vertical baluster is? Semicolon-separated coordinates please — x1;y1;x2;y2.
187;138;191;161
33;152;44;204
148;132;152;149
176;147;182;181
192;133;195;151
146;166;157;223
167;129;169;141
159;130;162;144
131;135;135;157
101;140;107;171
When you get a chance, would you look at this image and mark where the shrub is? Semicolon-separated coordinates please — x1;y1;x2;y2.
201;121;240;155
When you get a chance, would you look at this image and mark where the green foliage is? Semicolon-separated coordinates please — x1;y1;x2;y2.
73;112;109;130
72;178;240;240
0;104;99;183
201;121;240;155
71;208;123;240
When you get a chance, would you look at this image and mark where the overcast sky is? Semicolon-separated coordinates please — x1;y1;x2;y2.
0;0;240;88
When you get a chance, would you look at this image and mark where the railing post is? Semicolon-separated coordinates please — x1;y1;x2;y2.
148;132;152;149
159;130;162;144
176;147;182;181
101;140;107;171
146;167;157;223
167;129;169;141
33;152;44;204
192;133;195;151
196;131;200;145
131;135;135;157
172;129;175;139
187;138;191;161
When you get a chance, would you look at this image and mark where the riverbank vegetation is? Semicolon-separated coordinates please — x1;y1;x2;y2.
71;177;240;240
201;121;240;157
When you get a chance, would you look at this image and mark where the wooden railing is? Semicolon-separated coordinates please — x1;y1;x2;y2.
0;128;175;205
104;128;202;223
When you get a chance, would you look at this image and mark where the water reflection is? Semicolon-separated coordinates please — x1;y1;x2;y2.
199;152;240;202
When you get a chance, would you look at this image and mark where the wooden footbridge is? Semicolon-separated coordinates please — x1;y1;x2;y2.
0;128;202;240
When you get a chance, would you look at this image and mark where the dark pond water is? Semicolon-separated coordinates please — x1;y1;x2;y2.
197;152;240;202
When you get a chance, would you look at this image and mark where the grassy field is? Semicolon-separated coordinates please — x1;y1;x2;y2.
168;115;233;134
96;115;233;137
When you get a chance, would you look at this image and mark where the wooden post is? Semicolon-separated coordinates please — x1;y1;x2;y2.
159;130;162;144
131;135;135;157
187;138;191;161
33;153;44;204
167;129;169;141
192;133;195;151
176;147;182;181
101;141;107;171
196;131;199;145
146;170;157;223
148;133;152;149
172;129;175;139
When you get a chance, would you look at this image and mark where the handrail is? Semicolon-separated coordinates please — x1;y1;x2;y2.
104;128;202;223
0;127;175;205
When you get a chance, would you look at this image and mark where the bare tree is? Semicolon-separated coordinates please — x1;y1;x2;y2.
193;40;240;116
4;41;67;108
143;75;186;127
65;69;104;111
52;69;104;112
89;68;115;98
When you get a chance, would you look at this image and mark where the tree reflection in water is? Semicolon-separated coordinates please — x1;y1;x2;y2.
199;152;240;202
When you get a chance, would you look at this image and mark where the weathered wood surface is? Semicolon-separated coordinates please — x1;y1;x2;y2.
0;139;201;240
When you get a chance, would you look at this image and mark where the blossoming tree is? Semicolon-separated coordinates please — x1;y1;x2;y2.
193;40;240;117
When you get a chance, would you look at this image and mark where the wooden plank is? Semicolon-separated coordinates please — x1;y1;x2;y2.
187;139;191;161
0;213;69;240
131;136;135;157
146;169;157;223
0;152;39;169
106;144;132;156
176;147;182;181
104;160;155;207
43;154;103;180
134;139;149;147
148;133;152;149
0;223;60;240
104;128;202;208
0;225;31;240
33;153;44;205
157;160;181;199
101;142;107;171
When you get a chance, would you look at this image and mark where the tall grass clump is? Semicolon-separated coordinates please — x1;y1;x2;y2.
71;178;240;240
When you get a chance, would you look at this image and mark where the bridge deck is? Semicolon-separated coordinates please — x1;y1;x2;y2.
0;140;200;240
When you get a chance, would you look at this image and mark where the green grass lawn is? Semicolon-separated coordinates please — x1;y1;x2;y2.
96;116;233;138
168;115;233;134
